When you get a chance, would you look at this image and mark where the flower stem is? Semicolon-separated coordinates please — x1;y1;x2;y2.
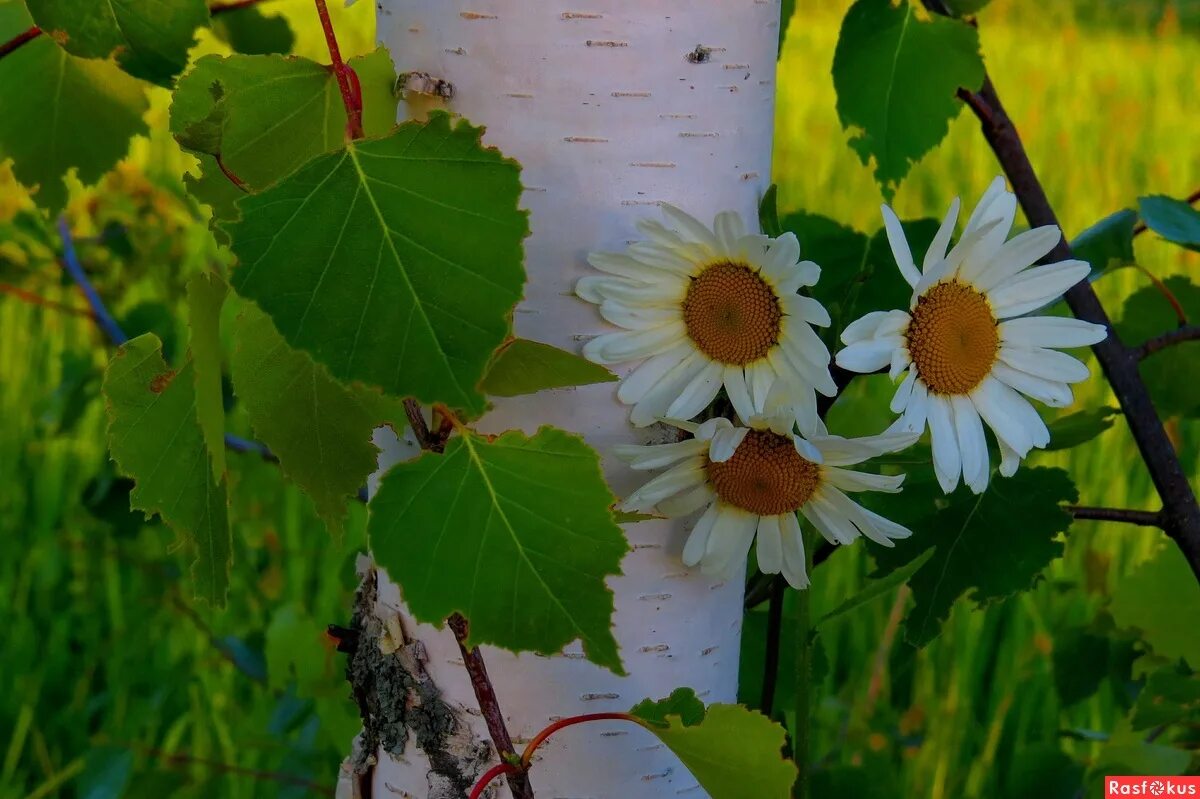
793;531;815;799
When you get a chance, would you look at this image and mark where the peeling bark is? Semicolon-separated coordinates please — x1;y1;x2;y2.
340;560;493;799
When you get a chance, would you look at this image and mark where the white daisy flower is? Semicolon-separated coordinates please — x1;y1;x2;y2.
577;204;836;432
834;176;1108;495
614;414;918;589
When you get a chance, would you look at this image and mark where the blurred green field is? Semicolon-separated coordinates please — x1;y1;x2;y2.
0;0;1197;797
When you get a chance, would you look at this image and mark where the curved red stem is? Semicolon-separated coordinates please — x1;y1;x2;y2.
519;713;635;769
468;762;519;799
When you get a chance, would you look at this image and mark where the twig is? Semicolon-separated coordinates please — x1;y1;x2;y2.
1135;325;1200;361
447;613;536;799
0;281;94;318
1134;264;1188;326
1132;187;1200;237
313;0;364;140
1068;505;1163;527
58;217;127;345
0;25;40;60
921;0;1200;584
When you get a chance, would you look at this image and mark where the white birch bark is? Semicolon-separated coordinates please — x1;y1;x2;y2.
364;3;780;796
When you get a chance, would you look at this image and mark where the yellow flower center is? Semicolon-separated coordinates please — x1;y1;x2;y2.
706;430;820;516
682;262;782;365
906;281;999;395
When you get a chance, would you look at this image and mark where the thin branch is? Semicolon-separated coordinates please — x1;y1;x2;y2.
447;613;536;799
1133;187;1200;237
0;25;40;60
1135;325;1200;361
58;217;127;345
920;0;1200;584
1134;264;1188;326
0;281;94;318
1069;505;1163;528
313;0;364;140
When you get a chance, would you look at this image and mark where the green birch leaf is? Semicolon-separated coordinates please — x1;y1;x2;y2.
226;112;528;414
1116;277;1200;418
187;272;227;480
1131;667;1200;731
1071;209;1136;275
832;0;984;197
0;2;147;212
1111;543;1200;668
369;426;627;673
629;688;796;799
171;49;399;205
480;339;617;397
870;467;1077;646
25;0;208;86
1138;195;1200;252
1043;406;1119;451
230;305;399;536
103;334;231;606
210;6;294;56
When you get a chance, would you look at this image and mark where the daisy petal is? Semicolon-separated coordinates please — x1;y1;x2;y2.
664;360;724;420
658;484;715;516
756;515;784;576
927;395;962;494
723;366;755;424
998;316;1108;349
991;363;1074;407
987;260;1092;319
970;226;1062;293
823;466;905;493
709;425;750;463
890;368;918;413
617;343;690;404
998;346;1090;383
835;338;901;374
951;394;990;494
583;322;687;364
780;512;810;589
882;204;921;287
924;196;961;271
682;503;720;567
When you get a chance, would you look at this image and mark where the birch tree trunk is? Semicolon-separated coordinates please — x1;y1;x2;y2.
358;3;780;796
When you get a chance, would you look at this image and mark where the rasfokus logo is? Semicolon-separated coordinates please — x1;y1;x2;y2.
1107;777;1200;797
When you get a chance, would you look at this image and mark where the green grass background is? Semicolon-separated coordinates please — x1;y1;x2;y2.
0;0;1197;796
